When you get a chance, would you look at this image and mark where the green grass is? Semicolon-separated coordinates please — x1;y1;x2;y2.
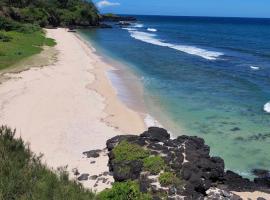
143;156;165;175
112;141;150;162
0;30;56;70
159;172;177;187
96;181;151;200
0;126;95;200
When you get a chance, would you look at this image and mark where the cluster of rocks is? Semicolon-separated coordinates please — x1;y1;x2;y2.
106;127;270;199
101;15;137;22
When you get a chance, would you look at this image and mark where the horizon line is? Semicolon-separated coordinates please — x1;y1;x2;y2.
101;13;270;20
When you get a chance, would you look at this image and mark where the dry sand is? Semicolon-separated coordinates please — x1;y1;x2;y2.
0;28;146;192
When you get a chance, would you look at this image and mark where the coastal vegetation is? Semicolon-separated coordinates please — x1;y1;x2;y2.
0;0;99;70
96;181;151;200
0;0;99;27
0;126;95;199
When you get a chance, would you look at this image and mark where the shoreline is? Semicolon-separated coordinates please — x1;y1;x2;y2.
0;28;268;199
0;28;145;191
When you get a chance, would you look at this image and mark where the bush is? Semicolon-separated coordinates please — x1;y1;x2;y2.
159;172;181;186
143;156;165;174
0;126;95;200
112;141;150;162
0;32;12;42
96;181;151;200
0;16;40;33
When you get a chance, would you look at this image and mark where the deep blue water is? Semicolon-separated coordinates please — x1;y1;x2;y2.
79;15;270;178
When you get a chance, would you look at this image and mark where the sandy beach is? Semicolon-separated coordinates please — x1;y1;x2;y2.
0;28;269;199
0;28;146;192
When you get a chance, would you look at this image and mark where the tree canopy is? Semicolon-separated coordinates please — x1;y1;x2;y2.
0;0;99;27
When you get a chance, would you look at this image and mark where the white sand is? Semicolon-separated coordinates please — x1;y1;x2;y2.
0;28;146;192
234;191;270;200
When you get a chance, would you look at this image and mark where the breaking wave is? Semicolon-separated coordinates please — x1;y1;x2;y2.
147;28;157;32
127;30;223;60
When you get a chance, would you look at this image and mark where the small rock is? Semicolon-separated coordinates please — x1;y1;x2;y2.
89;175;98;180
72;168;80;176
83;150;101;158
90;161;96;164
231;127;241;132
77;173;89;181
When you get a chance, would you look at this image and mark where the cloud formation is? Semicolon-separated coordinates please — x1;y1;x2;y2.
97;0;120;8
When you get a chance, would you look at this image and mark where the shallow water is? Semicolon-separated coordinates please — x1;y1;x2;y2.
79;15;270;178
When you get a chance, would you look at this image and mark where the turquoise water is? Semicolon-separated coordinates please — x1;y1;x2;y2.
79;16;270;178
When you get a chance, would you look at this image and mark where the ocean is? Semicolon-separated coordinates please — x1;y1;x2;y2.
79;15;270;178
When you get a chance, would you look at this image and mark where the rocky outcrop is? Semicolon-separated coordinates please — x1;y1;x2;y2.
101;14;136;22
106;127;270;199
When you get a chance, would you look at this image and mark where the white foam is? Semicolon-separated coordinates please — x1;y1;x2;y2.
147;28;157;32
127;30;223;60
264;102;270;113
132;23;144;28
122;27;137;31
144;114;163;128
250;66;260;70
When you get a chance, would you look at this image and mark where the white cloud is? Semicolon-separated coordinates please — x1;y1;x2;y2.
97;0;120;8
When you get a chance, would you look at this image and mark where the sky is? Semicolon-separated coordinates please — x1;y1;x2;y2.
93;0;270;18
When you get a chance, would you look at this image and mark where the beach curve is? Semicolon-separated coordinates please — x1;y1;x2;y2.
0;28;146;192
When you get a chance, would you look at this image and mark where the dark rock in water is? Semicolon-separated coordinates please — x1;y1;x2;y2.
104;127;270;199
99;23;112;28
252;169;270;178
83;149;101;158
231;127;241;132
116;21;131;26
101;15;136;22
140;127;170;142
77;173;89;181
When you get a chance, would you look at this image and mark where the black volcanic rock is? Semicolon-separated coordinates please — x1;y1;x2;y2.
140;127;170;142
104;127;270;199
83;149;101;158
253;169;270;178
101;15;136;22
113;160;143;181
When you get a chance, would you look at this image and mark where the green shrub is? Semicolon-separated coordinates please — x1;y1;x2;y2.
96;181;151;200
159;172;177;186
0;32;12;42
112;141;150;162
143;156;165;174
0;126;95;200
0;16;40;33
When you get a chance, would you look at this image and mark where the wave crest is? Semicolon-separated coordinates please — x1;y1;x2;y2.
128;30;223;60
264;102;270;113
147;28;157;32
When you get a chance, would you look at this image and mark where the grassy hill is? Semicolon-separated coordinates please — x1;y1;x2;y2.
0;0;99;70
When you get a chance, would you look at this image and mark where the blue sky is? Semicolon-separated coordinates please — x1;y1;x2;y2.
93;0;270;18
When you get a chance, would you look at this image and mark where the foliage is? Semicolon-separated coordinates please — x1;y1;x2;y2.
0;32;12;42
112;141;150;162
0;0;99;27
0;16;40;33
143;156;165;174
0;126;96;199
96;181;151;200
0;30;56;70
159;172;182;186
